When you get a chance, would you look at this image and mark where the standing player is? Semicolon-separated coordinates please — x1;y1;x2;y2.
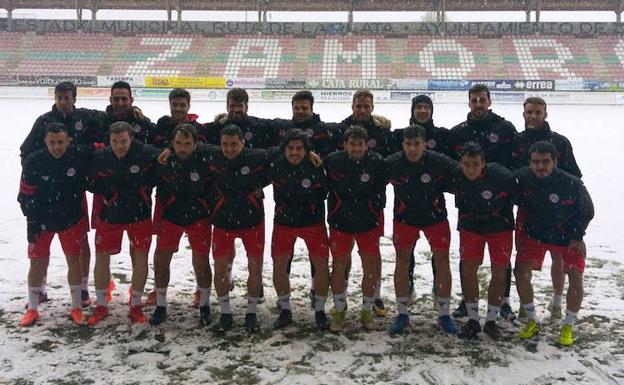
151;88;205;148
20;81;104;309
270;129;330;331
87;122;160;326
514;141;593;346
450;84;518;320
385;125;456;335
446;142;517;340
149;124;213;326
208;125;271;333
18;122;91;326
325;126;386;332
512;97;582;321
203;88;279;148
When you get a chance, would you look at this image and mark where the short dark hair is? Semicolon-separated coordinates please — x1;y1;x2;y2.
292;90;314;107
469;84;490;100
529;140;557;160
55;81;77;99
460;141;485;160
220;124;244;140
352;89;374;103
344;125;368;142
172;123;198;143
109;121;134;138
44;122;69;136
169;88;191;103
403;124;427;141
279;129;312;153
226;88;248;104
523;96;547;110
111;81;132;97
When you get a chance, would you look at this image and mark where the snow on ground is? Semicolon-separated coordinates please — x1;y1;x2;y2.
0;96;623;385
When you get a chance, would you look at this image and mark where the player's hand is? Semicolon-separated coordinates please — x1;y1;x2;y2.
158;149;172;165
568;239;586;259
308;151;322;167
132;106;145;121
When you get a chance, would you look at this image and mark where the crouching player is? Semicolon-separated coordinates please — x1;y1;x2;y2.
325;125;386;332
149;124;213;326
515;141;593;346
446;142;517;340
18;122;92;326
385;125;456;335
270;129;330;331
87;122;161;325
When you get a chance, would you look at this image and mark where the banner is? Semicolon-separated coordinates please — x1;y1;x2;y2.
390;91;435;101
144;76;226;89
428;79;471;91
261;90;297;101
389;79;429;90
17;75;97;87
491;92;526;103
313;90;354;102
306;78;389;90
265;78;307;89
225;78;265;89
97;75;145;88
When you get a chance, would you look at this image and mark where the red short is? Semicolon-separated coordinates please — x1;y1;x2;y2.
271;223;329;260
516;237;585;273
28;217;87;258
95;220;153;254
392;219;451;253
515;208;529;252
212;223;265;259
152;196;164;235
329;226;381;259
91;194;104;230
459;230;513;267
156;219;212;256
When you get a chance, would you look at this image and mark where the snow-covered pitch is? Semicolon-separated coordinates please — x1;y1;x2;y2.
1;97;623;385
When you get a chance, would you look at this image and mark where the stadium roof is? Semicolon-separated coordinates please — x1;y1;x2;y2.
1;0;623;13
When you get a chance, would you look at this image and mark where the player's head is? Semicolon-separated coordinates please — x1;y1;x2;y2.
529;140;557;178
523;97;548;130
109;121;134;159
110;81;133;119
460;141;486;181
172;123;198;161
402;124;427;162
169;88;191;123
44;122;71;159
220;124;245;160
54;81;77;114
226;88;249;123
410;95;433;125
344;125;368;161
351;89;374;123
291;90;314;124
468;84;491;120
280;128;311;165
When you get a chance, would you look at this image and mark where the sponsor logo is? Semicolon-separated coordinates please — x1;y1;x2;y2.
367;139;377;148
301;178;312;188
190;172;200;182
427;139;437;149
75;121;83;131
244;132;253;141
66;168;76;177
360;173;370;182
129;165;140;174
420;173;431;183
241;166;250;175
481;190;493;200
549;193;560;203
133;124;142;133
488;133;499;143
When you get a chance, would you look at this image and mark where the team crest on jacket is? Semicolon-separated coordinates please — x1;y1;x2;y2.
306;129;314;137
190;172;200;182
129;165;140;174
244;132;253;141
301;178;311;188
549;193;560;203
240;166;250;175
360;173;370;182
488;133;499;143
481;190;493;200
427;139;437;149
66;168;76;177
75;121;83;131
133;124;142;133
367;139;377;148
420;173;431;183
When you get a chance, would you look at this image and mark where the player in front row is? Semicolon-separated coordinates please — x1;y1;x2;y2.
385;125;456;335
514;141;593;346
446;142;517;340
325;125;386;332
270;129;331;331
149;124;214;326
18;122;92;326
87;122;161;325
